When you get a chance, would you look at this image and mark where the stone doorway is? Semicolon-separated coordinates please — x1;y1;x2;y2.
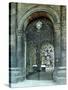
25;17;54;80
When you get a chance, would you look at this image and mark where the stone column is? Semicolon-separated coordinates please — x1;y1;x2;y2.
61;6;66;66
54;23;61;66
16;30;26;82
9;3;26;84
53;6;66;83
9;3;18;84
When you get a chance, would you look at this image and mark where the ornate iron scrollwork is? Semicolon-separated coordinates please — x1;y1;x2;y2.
36;21;42;32
40;43;54;72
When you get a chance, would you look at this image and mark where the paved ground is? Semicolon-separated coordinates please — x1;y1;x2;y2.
27;71;53;80
11;80;56;88
11;71;56;87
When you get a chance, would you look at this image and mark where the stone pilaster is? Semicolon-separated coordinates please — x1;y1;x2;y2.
61;6;66;66
54;23;61;66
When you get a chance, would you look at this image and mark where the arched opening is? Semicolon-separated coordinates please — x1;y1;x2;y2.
24;11;55;80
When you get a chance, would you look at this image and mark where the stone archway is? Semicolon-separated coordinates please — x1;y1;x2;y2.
16;5;61;82
9;3;66;86
17;5;60;31
25;14;54;80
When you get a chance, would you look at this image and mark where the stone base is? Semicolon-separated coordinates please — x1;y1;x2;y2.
53;66;66;84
